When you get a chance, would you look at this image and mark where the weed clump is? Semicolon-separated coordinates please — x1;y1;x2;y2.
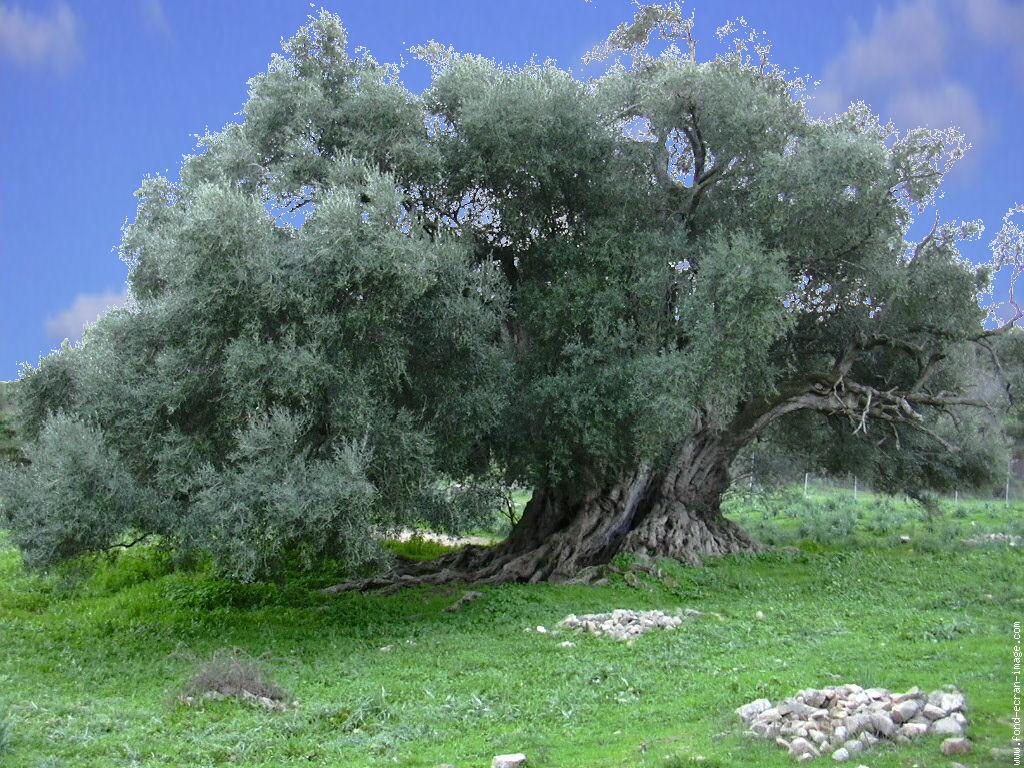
179;649;290;710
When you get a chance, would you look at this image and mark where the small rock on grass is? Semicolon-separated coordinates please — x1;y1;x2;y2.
940;737;971;756
492;753;527;768
444;590;484;612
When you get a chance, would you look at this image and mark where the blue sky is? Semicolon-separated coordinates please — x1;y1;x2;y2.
1;0;1022;380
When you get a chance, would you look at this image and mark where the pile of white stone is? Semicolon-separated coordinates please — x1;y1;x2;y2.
963;531;1021;547
557;608;700;641
736;684;969;762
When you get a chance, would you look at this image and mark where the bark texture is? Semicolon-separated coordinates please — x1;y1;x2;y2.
325;433;762;592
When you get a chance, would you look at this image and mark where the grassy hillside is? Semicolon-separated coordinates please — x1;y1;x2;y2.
0;490;1020;767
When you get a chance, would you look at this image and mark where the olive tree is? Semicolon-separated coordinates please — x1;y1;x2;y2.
3;7;1021;584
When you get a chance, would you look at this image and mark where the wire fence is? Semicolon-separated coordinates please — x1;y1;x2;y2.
738;448;1024;503
789;468;1024;504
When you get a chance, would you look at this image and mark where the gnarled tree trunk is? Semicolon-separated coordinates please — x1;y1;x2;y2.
325;432;762;592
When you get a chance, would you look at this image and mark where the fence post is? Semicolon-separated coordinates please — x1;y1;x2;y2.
853;476;858;501
804;472;809;498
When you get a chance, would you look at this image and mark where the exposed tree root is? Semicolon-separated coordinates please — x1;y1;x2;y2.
323;445;764;594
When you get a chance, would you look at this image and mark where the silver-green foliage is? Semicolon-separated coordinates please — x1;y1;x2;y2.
3;8;1020;575
0;413;170;569
3;32;509;576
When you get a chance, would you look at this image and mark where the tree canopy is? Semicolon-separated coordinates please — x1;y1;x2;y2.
2;7;1021;582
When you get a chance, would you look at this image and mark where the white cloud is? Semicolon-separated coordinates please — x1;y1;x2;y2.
0;2;80;73
45;289;128;342
886;81;986;140
957;0;1024;86
141;0;171;40
958;0;1024;44
813;0;986;149
822;0;947;91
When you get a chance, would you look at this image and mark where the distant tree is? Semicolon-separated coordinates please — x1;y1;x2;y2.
2;7;1021;583
985;327;1024;467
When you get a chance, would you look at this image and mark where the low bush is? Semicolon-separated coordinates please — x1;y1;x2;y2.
181;649;289;705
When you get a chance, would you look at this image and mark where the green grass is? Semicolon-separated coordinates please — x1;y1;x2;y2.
0;490;1021;767
383;534;462;562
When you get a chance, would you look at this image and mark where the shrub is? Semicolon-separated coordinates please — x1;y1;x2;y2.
181;649;289;705
796;504;859;544
0;413;172;569
182;409;378;582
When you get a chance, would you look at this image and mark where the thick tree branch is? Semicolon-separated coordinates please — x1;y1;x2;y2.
730;372;988;455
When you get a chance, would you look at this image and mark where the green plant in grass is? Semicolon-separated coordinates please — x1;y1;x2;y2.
383;535;459;562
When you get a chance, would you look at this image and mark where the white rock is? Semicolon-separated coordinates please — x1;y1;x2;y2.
788;737;816;757
892;687;921;703
804;690;827;708
750;721;777;738
870;712;895;737
492;754;527;768
736;698;773;722
560;609;689;640
931;716;964;736
891;699;920;723
899;722;929;739
929;690;966;713
845;713;871;736
740;682;968;761
535;626;547;634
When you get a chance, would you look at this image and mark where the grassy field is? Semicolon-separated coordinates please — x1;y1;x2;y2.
0;488;1021;767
